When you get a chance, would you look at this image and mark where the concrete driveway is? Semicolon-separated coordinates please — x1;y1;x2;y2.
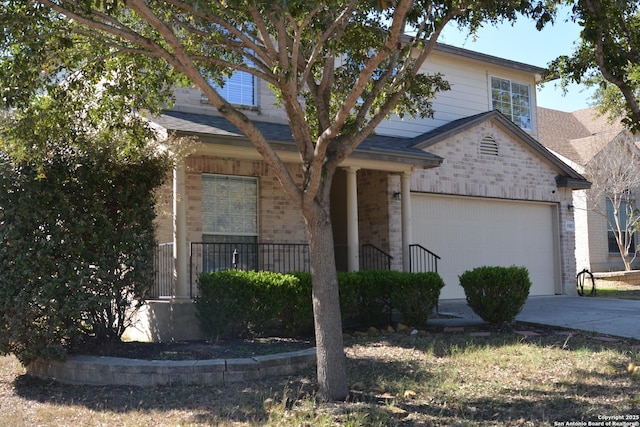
436;295;640;339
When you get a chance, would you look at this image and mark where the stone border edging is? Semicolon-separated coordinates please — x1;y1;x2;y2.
26;348;317;386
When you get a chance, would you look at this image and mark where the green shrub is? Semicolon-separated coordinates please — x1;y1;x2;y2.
281;272;314;336
195;270;253;340
391;272;445;327
336;271;361;325
250;270;313;337
340;270;444;328
0;145;170;365
459;266;531;325
195;269;446;339
338;270;393;327
195;270;313;339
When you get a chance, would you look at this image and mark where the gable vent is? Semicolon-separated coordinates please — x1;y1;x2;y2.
479;136;499;157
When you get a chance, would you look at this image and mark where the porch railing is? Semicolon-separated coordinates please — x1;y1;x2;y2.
151;241;436;299
190;242;310;298
409;243;440;273
361;243;393;271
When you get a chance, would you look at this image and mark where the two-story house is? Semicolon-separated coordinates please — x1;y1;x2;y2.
129;43;589;342
538;107;640;273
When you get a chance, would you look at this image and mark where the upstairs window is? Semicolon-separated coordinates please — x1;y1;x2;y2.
491;77;532;130
208;71;257;107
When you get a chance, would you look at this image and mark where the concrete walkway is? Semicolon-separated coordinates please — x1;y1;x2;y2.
435;295;640;340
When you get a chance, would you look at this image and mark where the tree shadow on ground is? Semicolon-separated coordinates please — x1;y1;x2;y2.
12;366;318;425
9;326;640;425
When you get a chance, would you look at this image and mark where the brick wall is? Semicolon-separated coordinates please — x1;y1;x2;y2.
356;170;400;269
154;156;307;246
154;172;174;244
412;122;560;200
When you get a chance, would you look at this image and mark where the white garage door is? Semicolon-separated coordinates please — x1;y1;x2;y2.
412;194;559;300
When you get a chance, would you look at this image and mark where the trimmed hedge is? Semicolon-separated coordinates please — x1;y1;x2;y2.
391;271;444;327
459;266;531;325
195;270;313;340
195;269;445;339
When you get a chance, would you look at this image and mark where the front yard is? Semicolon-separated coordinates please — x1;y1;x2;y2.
1;323;639;426
595;280;640;300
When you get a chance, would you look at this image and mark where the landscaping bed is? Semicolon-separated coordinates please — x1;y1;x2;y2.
69;321;572;361
4;320;640;426
68;336;315;360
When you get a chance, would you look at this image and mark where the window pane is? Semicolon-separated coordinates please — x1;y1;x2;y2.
606;198;629;230
213;71;256;106
606;198;636;254
491;77;531;130
202;174;258;236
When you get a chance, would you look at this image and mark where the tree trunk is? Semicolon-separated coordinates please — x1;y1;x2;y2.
303;200;349;401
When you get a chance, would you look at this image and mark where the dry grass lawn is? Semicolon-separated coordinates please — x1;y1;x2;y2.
2;323;640;426
595;280;640;300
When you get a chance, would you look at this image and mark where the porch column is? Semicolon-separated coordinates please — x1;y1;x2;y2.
401;172;412;272
346;167;360;272
173;160;189;299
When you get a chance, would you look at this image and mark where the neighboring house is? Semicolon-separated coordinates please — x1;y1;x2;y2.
538;107;640;273
129;43;590;342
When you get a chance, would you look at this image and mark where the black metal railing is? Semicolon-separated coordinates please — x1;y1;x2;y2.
190;242;310;297
151;242;174;298
152;241;435;299
409;244;440;273
361;243;393;271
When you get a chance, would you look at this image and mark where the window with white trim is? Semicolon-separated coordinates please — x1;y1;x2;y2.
491;76;532;130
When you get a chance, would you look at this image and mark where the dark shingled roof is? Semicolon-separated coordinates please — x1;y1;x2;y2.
153;110;443;166
537;106;626;166
152;108;589;188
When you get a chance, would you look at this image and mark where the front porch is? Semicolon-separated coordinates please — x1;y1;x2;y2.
151;241;440;299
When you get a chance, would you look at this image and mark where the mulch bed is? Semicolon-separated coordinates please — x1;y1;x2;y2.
68;336;315;361
67;321;585;361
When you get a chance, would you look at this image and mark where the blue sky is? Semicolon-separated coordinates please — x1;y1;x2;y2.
439;7;594;112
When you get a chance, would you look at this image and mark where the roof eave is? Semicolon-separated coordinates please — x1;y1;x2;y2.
168;128;442;170
556;176;592;190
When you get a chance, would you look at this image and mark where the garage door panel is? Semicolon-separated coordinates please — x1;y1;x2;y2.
412;194;557;300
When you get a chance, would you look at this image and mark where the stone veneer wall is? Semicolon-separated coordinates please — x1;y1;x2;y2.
27;348;317;387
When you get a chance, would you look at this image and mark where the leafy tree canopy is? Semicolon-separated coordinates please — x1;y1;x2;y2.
545;0;640;131
0;0;558;401
0;94;173;366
